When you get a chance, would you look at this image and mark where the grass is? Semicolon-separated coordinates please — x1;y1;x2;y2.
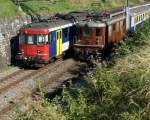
0;0;144;16
0;0;22;16
20;0;93;16
20;0;142;15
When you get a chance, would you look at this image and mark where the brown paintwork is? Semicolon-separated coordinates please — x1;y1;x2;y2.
77;26;106;49
108;19;125;44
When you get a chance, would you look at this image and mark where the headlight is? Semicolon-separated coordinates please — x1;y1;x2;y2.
37;50;42;54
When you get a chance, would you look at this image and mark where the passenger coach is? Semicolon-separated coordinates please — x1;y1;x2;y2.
129;5;150;32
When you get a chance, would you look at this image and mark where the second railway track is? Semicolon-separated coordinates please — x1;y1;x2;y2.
0;59;77;120
0;69;36;94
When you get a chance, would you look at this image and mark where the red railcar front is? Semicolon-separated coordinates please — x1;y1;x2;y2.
16;27;50;66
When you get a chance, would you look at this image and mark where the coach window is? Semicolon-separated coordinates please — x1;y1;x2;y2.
134;16;137;23
137;16;139;22
64;28;68;38
136;16;138;23
139;16;141;21
134;16;138;24
49;33;51;44
139;15;141;21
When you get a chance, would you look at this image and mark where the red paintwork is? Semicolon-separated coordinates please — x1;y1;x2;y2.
21;28;49;35
20;44;49;60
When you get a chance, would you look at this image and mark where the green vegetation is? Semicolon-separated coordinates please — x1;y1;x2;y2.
20;0;142;15
0;0;22;16
19;0;94;15
0;0;144;16
14;20;150;120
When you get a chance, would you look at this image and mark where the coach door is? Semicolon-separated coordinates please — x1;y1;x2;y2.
56;29;62;56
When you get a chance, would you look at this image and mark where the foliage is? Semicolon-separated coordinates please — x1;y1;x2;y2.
16;0;142;16
0;0;22;16
14;81;66;120
0;0;143;16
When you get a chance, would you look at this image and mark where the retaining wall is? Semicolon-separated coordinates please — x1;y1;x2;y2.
0;16;31;67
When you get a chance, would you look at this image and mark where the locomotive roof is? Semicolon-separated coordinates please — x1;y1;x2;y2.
105;7;124;16
79;20;105;28
68;11;90;21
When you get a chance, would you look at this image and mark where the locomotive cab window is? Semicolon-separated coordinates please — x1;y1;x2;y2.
96;28;102;36
83;25;90;37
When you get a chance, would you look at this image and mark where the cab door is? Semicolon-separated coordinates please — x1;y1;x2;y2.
56;29;62;56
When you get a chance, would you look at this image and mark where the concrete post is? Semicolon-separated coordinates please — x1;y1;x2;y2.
125;0;130;31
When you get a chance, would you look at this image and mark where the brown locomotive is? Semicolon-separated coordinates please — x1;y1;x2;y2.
73;8;126;60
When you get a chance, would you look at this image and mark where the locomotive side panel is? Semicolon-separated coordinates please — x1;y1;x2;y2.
108;19;125;45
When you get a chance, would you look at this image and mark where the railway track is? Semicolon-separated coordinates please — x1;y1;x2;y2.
0;59;76;119
0;69;36;94
0;59;62;95
0;69;24;82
